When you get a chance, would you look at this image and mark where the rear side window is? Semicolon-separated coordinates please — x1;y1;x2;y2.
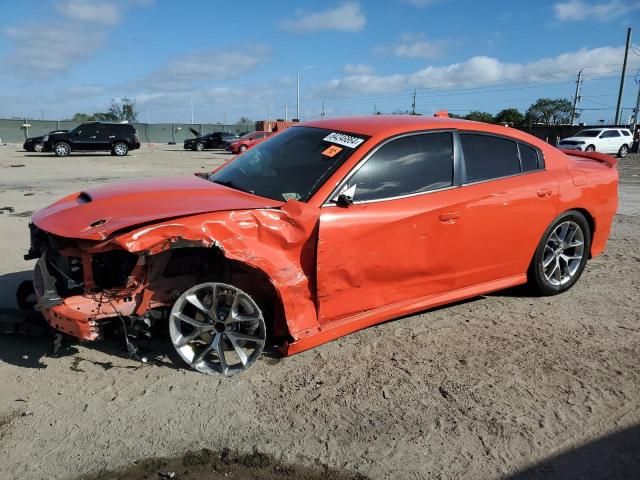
620;130;631;136
601;130;620;138
460;134;520;183
518;143;540;172
349;132;453;202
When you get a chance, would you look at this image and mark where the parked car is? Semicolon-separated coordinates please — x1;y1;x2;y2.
226;131;272;154
558;128;632;157
25;116;617;376
184;130;239;151
23;130;68;152
42;122;140;157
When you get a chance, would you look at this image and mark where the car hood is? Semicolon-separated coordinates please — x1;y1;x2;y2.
32;175;284;241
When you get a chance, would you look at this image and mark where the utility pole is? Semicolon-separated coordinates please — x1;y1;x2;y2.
284;104;288;121
411;90;416;115
190;95;194;124
571;69;583;125
615;27;632;125
321;100;325;118
633;78;640;125
373;104;377;115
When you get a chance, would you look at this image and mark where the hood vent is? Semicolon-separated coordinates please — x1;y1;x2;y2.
77;192;92;204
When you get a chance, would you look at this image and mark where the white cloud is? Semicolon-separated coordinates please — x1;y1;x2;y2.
55;0;121;26
3;24;106;77
140;46;271;92
343;63;374;75
553;0;640;21
378;33;448;59
280;2;366;33
320;46;630;96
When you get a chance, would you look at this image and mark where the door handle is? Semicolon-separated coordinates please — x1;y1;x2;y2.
439;211;461;222
89;136;97;139
537;188;552;198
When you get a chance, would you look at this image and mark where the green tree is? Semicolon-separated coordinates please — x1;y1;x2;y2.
108;97;138;122
494;108;524;126
464;111;495;123
525;98;573;126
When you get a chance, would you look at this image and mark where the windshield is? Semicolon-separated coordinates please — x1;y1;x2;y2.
575;130;601;137
209;126;368;202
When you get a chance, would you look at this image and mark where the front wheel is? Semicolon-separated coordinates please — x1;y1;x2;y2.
54;142;70;157
34;143;43;152
169;282;267;376
618;144;629;158
529;211;591;296
238;145;248;153
585;145;596;152
195;142;205;152
112;142;128;156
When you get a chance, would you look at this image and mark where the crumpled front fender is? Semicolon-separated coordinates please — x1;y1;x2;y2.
111;200;321;340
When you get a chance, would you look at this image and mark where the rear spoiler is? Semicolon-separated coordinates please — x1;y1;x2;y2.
559;148;618;168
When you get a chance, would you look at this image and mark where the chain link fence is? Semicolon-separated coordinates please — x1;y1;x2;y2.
0;119;254;144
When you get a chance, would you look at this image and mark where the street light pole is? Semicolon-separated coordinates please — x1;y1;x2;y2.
296;65;315;121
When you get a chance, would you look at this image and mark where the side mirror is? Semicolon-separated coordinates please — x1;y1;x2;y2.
336;193;353;207
333;184;356;207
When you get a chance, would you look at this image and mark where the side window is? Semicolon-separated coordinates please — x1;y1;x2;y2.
349;132;453;202
601;130;620;138
460;134;520;183
79;126;99;137
518;143;540;172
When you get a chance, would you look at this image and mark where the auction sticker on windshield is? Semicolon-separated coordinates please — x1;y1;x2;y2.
323;132;365;148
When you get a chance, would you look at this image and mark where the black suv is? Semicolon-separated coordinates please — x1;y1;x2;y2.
183;130;239;151
42;122;140;157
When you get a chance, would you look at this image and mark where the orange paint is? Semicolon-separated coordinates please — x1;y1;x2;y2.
28;117;618;353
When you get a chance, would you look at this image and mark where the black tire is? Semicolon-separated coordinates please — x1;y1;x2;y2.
34;143;43;152
239;144;248;152
618;144;629;158
529;210;591;296
112;142;128;156
196;142;205;152
54;142;71;157
585;145;596;152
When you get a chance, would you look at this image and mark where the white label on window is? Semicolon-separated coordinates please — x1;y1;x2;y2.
323;132;365;149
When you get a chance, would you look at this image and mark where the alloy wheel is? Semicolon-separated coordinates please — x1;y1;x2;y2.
55;143;70;156
34;143;43;152
542;220;585;286
169;282;266;376
114;143;128;156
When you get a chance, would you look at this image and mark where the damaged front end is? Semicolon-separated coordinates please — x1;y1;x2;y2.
24;200;322;355
25;223;225;341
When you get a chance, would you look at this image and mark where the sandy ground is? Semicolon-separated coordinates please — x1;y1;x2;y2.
0;143;638;480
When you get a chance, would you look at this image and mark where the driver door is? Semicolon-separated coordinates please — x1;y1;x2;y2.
316;131;461;324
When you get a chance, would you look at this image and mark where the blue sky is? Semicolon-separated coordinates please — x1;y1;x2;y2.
0;0;639;124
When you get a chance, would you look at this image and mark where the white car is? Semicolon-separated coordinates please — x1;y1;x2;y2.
558;128;633;157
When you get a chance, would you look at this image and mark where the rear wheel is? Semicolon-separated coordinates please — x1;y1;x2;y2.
54;142;70;157
585;145;596;152
112;142;128;156
529;211;591;295
618;144;629;158
169;282;267;376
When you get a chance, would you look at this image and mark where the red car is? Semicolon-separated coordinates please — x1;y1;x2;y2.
227;131;272;153
26;116;618;376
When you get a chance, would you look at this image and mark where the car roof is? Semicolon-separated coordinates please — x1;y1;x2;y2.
301;115;546;146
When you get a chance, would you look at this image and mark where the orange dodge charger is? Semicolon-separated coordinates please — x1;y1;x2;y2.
26;115;618;375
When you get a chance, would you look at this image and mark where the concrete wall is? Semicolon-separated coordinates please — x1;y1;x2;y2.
0;119;254;144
